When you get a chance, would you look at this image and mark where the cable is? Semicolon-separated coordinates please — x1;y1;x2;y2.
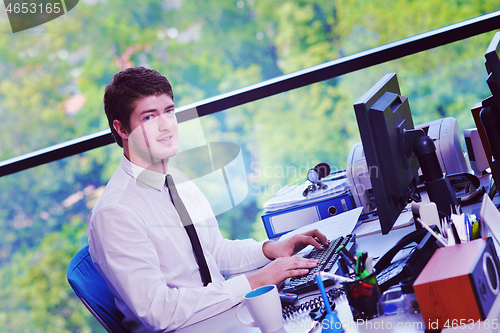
282;287;345;319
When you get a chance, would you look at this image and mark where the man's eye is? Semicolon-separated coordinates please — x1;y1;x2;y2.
166;109;175;114
144;115;153;121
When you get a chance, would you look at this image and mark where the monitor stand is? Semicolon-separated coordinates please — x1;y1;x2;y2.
406;130;459;217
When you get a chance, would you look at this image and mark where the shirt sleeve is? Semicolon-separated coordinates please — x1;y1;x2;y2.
207;221;272;276
88;204;254;332
182;178;272;276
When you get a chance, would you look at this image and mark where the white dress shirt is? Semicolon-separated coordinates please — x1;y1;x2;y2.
88;156;271;332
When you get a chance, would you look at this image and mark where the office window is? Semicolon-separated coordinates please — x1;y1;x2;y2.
0;1;498;330
200;33;492;240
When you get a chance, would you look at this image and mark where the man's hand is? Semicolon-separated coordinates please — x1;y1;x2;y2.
262;229;329;260
246;257;318;289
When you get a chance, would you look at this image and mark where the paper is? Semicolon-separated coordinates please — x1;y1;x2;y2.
263;176;349;212
450;213;468;243
279;207;362;256
353;209;414;237
480;193;500;245
270;205;320;235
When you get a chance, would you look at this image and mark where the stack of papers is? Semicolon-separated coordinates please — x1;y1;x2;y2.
263;176;349;212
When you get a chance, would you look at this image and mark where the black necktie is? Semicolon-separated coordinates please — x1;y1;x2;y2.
165;174;212;286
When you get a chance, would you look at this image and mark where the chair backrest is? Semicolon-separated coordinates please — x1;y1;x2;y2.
67;245;128;333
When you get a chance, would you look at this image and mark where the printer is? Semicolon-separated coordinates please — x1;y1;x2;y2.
347;117;471;213
415;117;472;176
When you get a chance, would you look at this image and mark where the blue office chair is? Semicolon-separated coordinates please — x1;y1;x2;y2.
67;245;128;333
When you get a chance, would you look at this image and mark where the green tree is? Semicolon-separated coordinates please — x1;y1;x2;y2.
0;217;101;332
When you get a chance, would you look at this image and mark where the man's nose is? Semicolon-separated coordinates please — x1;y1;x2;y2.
158;114;173;130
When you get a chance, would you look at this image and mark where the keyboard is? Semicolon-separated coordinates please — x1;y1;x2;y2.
282;234;356;295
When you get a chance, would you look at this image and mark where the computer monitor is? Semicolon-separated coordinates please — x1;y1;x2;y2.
354;73;459;234
353;73;421;234
481;31;500;188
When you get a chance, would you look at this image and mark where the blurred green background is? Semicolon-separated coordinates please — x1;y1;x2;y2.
0;0;498;331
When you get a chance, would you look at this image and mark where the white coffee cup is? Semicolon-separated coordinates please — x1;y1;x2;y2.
236;285;283;333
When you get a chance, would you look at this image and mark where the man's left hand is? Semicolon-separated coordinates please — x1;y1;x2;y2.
262;229;329;260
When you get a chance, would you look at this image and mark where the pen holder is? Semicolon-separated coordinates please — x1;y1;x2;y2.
342;271;380;320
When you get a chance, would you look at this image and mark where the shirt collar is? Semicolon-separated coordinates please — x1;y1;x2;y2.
120;155;166;191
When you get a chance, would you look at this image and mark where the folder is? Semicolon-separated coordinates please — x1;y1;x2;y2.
261;192;355;238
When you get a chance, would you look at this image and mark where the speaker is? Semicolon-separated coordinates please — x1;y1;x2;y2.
413;237;500;330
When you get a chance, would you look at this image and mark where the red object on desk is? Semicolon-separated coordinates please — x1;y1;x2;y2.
413;238;500;330
471;102;496;182
350;281;374;298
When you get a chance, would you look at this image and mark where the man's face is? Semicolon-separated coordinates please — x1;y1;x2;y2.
122;94;178;171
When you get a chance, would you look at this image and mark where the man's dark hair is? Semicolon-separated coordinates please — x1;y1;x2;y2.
104;67;174;147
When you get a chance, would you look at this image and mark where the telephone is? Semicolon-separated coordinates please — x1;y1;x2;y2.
446;172;485;206
374;227;443;293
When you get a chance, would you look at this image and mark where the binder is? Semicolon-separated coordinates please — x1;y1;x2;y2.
261;192;355;239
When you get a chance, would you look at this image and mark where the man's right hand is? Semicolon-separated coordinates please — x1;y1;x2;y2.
245;257;318;289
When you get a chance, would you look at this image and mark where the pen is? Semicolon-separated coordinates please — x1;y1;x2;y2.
416;218;448;247
361;252;367;270
336;245;355;268
336;245;355;261
465;213;472;241
319;271;355;283
355;251;362;276
356;252;367;278
337;257;349;277
450;221;461;244
472;221;480;240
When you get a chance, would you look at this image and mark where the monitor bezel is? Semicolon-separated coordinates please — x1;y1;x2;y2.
353;73;420;234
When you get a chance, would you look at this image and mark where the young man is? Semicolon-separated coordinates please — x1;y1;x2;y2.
88;66;328;332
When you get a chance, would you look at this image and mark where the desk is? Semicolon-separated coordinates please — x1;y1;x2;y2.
177;290;500;333
177;185;500;332
177;224;426;333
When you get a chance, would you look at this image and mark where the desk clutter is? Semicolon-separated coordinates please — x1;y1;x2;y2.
263;186;500;332
370;198;500;331
261;166;354;239
258;67;500;329
284;245;384;321
404;194;500;330
280;237;500;332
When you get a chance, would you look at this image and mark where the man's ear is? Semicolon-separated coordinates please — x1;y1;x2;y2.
113;119;129;140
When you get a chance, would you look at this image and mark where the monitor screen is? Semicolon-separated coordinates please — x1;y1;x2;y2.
353;73;420;234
